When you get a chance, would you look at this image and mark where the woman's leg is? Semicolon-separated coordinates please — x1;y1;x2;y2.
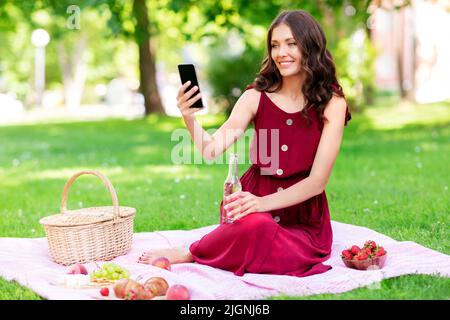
138;246;194;264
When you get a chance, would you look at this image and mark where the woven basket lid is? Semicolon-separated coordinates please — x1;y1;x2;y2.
39;206;136;227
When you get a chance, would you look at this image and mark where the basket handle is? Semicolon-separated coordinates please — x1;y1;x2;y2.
60;170;120;221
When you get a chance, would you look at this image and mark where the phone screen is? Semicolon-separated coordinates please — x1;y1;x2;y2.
177;64;204;108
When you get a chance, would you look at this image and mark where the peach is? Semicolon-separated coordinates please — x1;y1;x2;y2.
166;284;191;300
144;277;169;296
66;263;88;275
114;279;154;300
151;257;171;271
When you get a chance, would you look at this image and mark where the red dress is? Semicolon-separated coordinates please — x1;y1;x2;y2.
189;88;351;277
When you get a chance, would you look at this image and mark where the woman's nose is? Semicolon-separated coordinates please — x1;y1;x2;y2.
278;45;288;57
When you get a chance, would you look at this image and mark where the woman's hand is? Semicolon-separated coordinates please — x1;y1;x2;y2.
177;81;203;118
223;191;264;221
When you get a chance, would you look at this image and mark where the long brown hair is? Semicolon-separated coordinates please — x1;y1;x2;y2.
254;10;345;126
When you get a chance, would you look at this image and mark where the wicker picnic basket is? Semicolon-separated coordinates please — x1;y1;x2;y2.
39;170;136;266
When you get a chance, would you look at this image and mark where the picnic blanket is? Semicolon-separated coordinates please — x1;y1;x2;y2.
0;220;449;300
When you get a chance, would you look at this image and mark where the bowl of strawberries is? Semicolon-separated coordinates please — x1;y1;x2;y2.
341;240;387;270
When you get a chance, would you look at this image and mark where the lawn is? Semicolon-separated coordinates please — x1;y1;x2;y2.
0;97;449;300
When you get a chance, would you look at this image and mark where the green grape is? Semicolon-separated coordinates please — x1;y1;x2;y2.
91;263;130;280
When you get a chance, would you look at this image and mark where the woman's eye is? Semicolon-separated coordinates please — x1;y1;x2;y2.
288;43;297;46
271;44;278;48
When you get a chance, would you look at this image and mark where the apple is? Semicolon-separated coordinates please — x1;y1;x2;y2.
166;284;190;300
151;257;171;271
66;263;88;275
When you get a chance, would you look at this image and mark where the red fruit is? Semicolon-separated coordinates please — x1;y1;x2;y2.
151;257;171;271
356;252;369;260
341;250;353;260
100;287;109;297
365;247;372;255
350;245;361;255
125;289;138;300
375;247;386;256
166;285;191;300
66;263;88;275
364;240;377;250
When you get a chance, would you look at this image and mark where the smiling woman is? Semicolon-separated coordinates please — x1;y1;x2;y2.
139;9;351;278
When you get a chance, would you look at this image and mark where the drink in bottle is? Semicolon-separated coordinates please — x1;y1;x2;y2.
222;153;242;224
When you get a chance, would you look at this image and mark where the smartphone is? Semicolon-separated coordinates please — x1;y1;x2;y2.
177;64;204;108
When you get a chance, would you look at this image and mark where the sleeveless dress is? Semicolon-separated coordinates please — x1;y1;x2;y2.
189;88;351;277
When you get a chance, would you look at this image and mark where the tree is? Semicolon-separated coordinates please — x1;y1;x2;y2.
132;0;164;114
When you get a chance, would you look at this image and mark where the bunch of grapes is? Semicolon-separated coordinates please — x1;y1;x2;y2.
91;263;131;281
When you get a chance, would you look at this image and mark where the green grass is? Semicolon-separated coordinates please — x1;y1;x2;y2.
0;98;449;300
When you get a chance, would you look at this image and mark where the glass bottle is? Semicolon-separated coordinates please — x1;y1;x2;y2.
222;153;242;224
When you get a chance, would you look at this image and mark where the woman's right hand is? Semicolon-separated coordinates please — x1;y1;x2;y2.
177;81;203;118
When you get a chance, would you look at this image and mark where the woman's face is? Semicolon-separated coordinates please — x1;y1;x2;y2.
270;24;302;78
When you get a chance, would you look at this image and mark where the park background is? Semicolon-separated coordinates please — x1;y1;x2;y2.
0;0;449;299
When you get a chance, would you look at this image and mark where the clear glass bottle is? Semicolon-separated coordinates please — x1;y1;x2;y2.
222;153;242;224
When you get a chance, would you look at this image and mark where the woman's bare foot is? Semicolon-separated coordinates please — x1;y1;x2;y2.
138;246;194;264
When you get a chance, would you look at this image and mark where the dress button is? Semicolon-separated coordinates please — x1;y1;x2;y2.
276;168;283;176
273;216;281;223
277;187;284;192
281;144;288;151
286;119;293;125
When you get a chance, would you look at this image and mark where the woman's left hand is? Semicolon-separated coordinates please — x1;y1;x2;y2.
223;191;264;221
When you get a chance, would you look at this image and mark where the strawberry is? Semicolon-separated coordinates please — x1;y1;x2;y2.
341;250;353;260
350;245;361;255
375;246;386;256
364;240;377;250
356;251;369;260
100;287;109;297
364;247;372;255
125;289;138;300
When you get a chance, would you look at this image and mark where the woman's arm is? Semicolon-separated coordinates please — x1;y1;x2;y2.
181;88;259;160
224;95;348;219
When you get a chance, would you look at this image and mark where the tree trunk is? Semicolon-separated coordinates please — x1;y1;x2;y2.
57;34;87;110
132;0;165;115
396;8;406;99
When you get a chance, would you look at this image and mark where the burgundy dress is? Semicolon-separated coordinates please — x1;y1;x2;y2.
189;88;351;277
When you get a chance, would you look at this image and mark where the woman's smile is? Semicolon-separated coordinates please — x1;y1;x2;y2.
278;60;295;68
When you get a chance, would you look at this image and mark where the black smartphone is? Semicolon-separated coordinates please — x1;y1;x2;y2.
177;64;204;108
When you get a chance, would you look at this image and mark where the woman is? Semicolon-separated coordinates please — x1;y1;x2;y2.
139;9;351;277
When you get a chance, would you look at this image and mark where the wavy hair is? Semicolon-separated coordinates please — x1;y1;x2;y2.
254;10;346;126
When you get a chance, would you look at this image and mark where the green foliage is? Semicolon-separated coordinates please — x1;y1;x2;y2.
0;1;138;105
197;0;377;114
204;29;264;115
0;0;407;113
334;30;378;111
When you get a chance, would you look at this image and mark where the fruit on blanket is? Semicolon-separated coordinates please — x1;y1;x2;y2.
342;240;388;270
66;263;88;275
100;287;109;296
350;245;361;255
113;279;154;300
151;257;171;271
364;240;377;250
374;246;386;256
355;251;369;260
91;263;130;281
166;284;190;300
340;250;353;260
144;277;169;296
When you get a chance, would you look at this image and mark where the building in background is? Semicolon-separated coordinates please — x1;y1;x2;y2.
370;0;450;103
